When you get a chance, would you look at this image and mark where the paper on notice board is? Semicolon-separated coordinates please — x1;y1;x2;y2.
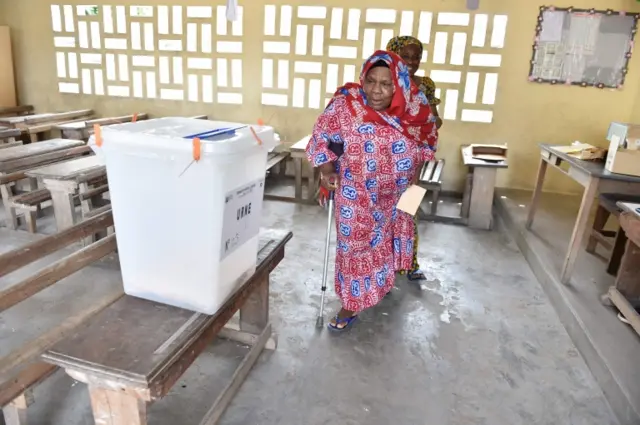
226;0;238;21
540;11;564;42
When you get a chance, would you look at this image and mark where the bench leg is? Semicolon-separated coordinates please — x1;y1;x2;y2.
239;276;269;335
0;183;18;230
294;158;303;200
430;189;440;216
88;386;148;425
2;393;31;425
24;210;37;234
607;229;628;276
586;206;610;254
49;190;76;232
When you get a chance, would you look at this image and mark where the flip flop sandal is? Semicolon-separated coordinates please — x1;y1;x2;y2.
327;314;358;332
407;270;426;281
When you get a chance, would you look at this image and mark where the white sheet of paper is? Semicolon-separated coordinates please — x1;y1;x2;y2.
226;0;238;21
540;11;564;42
396;185;427;216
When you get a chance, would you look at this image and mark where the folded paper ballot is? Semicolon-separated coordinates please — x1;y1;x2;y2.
397;185;427;216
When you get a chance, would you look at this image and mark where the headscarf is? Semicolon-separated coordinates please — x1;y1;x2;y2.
386;35;423;56
329;50;436;149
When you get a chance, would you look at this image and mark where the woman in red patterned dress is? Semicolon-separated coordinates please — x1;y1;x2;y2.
306;50;438;331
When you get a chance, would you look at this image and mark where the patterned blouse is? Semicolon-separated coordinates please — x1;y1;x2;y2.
417;76;441;107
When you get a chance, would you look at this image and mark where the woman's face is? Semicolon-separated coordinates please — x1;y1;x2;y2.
363;66;394;111
398;44;422;77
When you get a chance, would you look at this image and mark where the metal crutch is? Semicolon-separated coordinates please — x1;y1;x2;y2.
316;191;335;328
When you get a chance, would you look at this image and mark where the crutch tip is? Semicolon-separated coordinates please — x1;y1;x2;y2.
315;316;324;328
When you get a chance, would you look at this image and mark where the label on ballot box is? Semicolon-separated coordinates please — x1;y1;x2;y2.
221;178;265;260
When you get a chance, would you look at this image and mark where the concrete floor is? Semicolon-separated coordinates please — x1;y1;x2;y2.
496;188;640;425
0;194;619;425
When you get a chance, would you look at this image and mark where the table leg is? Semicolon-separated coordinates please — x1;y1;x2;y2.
239;275;269;335
468;167;497;230
614;238;640;298
525;156;548;230
306;165;317;202
560;176;599;284
88;386;148;425
294;158;303;200
1;183;18;230
2;393;29;425
607;229;628;276
49;189;76;232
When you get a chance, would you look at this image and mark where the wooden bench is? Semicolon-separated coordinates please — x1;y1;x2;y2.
0;211;118;425
41;229;292;425
586;193;640;276
8;189;51;233
263;136;315;205
0;110;94;143
56;113;149;140
0;127;21;149
0;105;34;118
417;159;445;216
0;141;90;230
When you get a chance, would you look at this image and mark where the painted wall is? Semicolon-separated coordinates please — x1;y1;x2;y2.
3;0;640;193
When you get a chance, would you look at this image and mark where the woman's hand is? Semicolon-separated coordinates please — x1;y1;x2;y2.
319;163;339;191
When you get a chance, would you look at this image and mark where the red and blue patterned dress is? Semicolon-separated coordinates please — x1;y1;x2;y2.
307;51;438;313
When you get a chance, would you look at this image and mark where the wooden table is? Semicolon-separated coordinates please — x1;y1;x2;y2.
25;156;106;231
0;110;93;142
603;203;640;335
0;139;87;229
461;145;508;230
42;229;292;425
56;113;148;140
526;144;640;284
0;105;33;117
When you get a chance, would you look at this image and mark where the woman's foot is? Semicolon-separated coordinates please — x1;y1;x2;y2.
328;308;358;331
407;269;426;281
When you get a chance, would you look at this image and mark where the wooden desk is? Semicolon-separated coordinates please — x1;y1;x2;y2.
0;105;33;117
526;144;640;284
0;139;87;229
56;113;149;140
42;229;292;425
0;110;93;142
461;145;508;230
26;156;106;231
603;203;640;335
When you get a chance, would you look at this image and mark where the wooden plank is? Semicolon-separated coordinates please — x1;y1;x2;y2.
0;145;91;174
9;188;51;209
431;159;445;184
79;184;108;201
0;234;118;313
0;210;113;277
88;386;148;425
199;324;272;425
0;289;123;378
266;153;288;171
0;363;57;408
22;110;93;126
420;161;435;182
84;204;112;219
25;156;103;181
0;139;84;163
